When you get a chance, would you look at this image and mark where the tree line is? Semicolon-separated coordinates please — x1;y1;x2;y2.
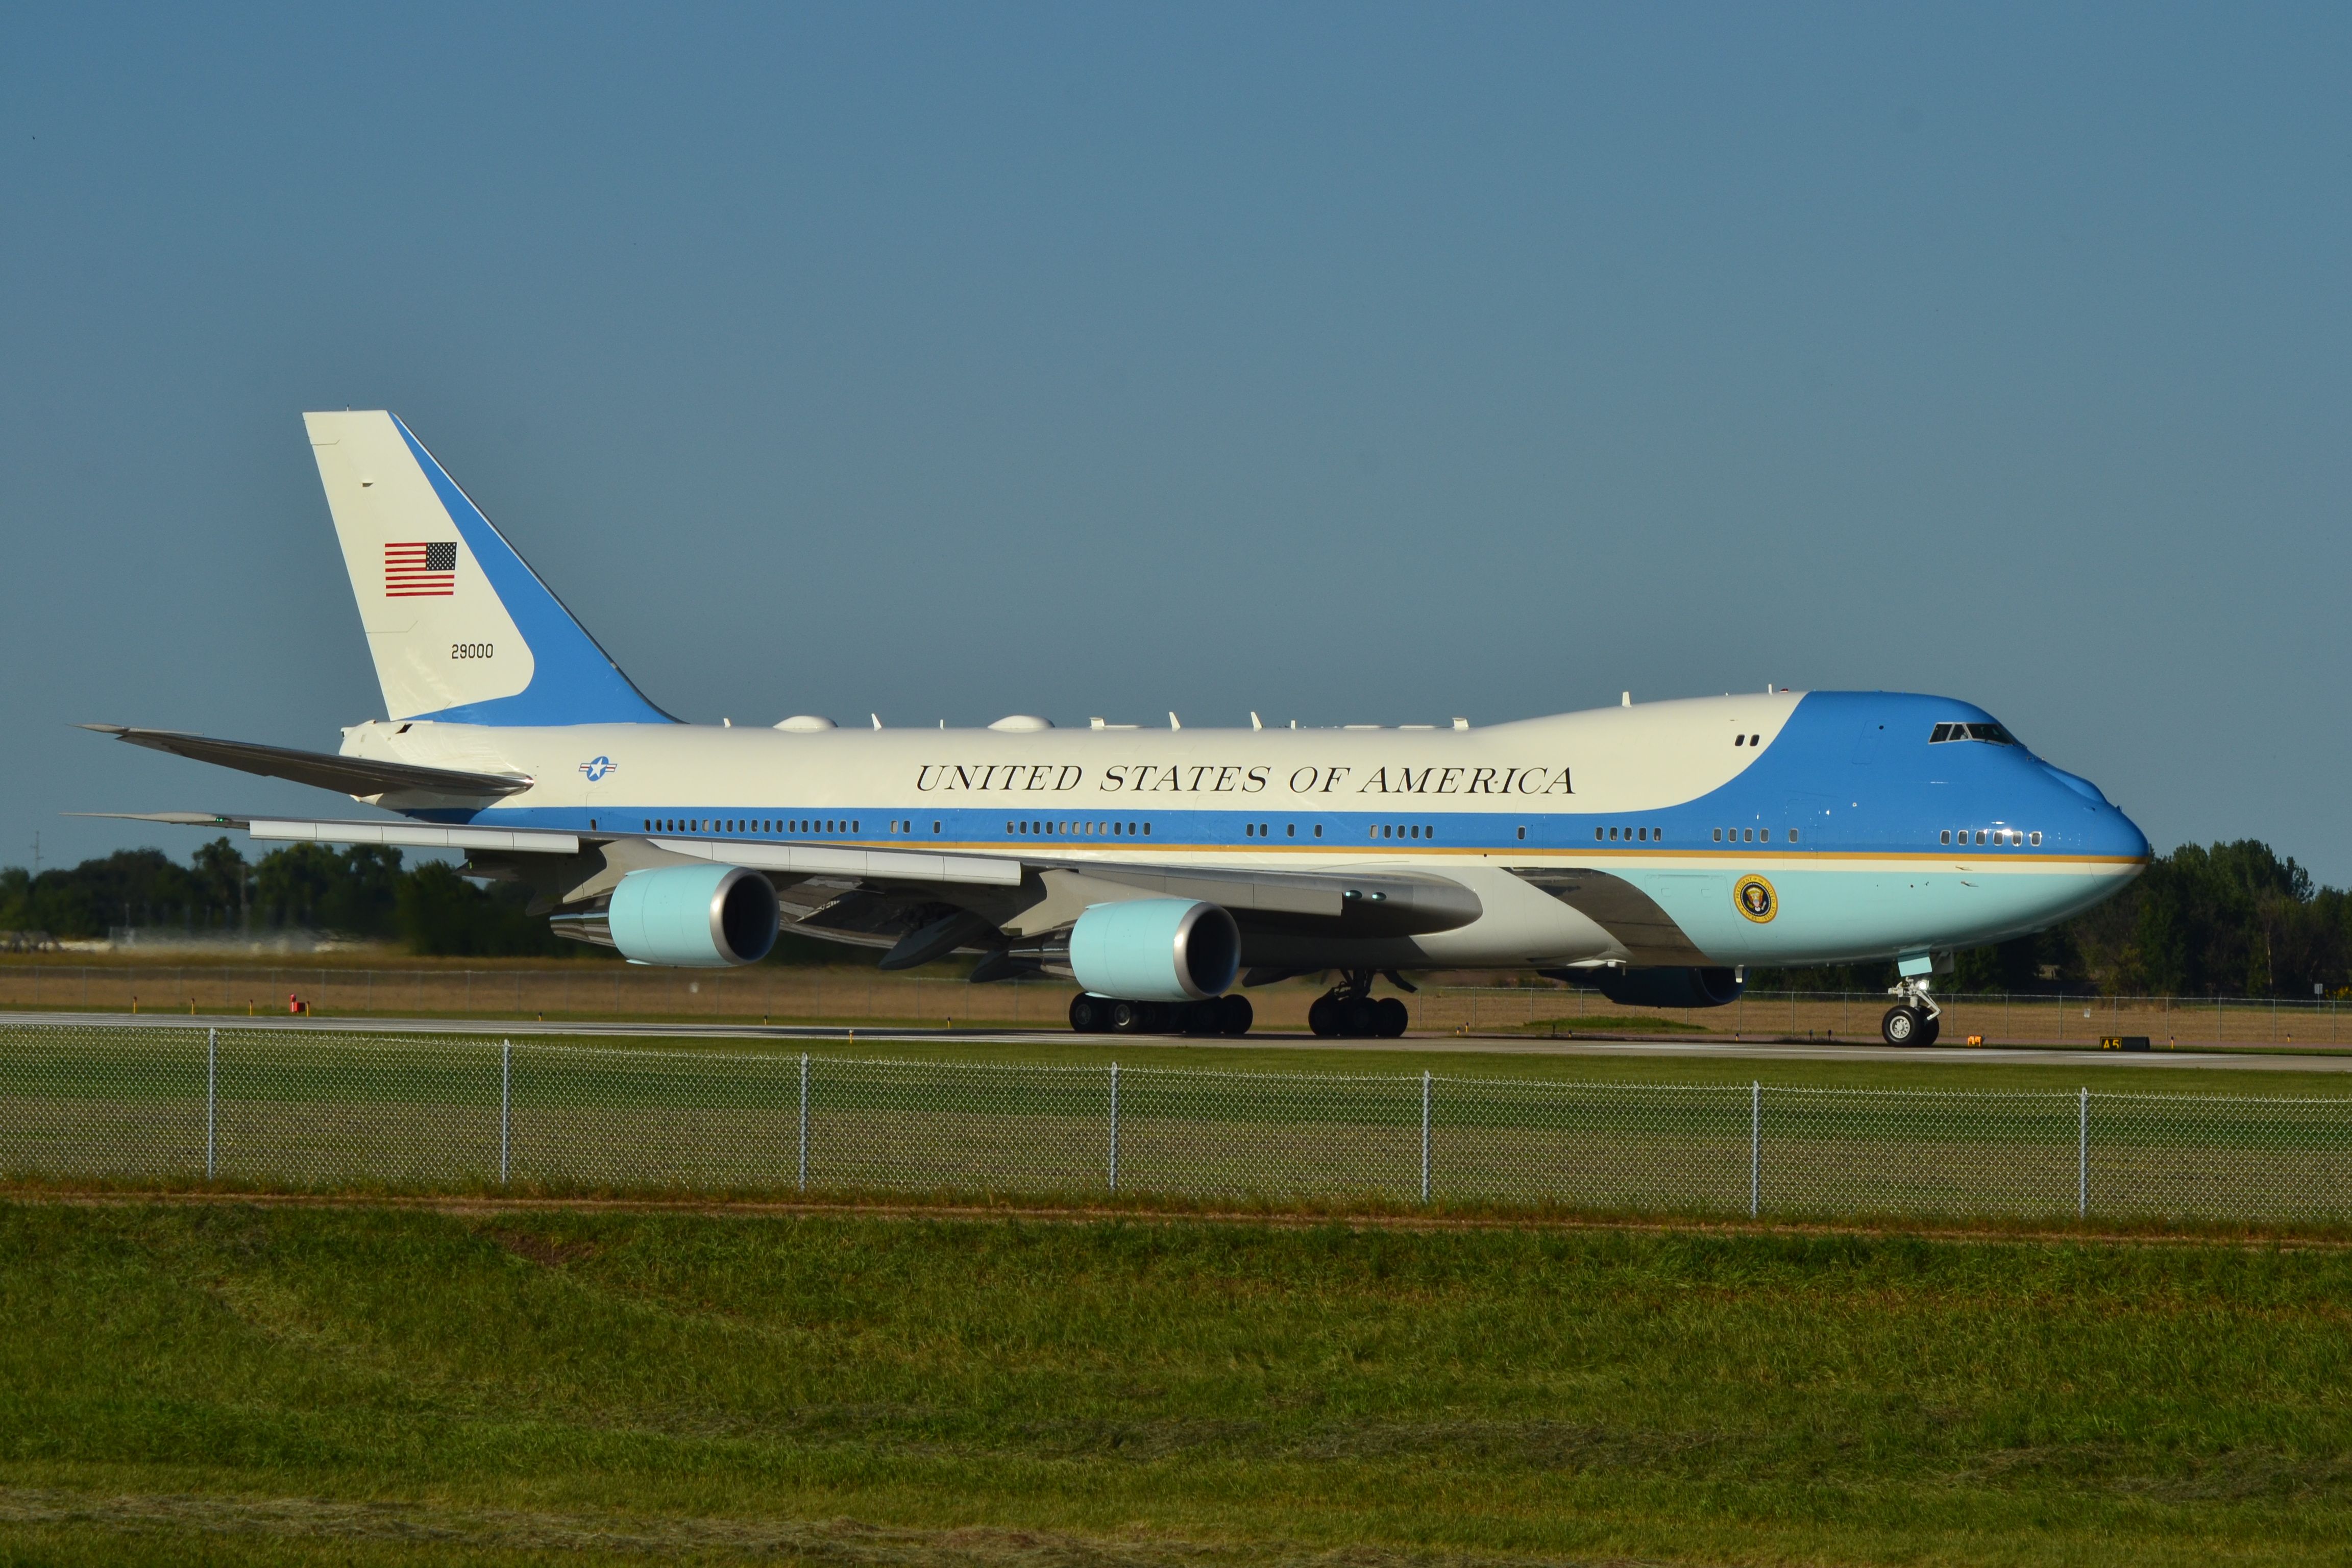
0;839;574;958
5;837;2352;994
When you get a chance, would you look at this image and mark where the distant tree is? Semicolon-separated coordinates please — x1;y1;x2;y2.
395;861;575;957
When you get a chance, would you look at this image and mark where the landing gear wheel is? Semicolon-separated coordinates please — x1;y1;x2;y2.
1308;996;1340;1038
1375;997;1409;1038
1341;996;1380;1038
1216;993;1255;1037
1068;994;1103;1033
1918;1014;1941;1047
1880;1005;1925;1047
1110;999;1148;1034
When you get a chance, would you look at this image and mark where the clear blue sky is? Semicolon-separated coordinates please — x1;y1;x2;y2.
4;5;2347;876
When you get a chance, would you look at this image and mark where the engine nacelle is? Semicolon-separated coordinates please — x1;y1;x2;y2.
1591;965;1745;1009
606;864;779;967
1068;898;1239;1002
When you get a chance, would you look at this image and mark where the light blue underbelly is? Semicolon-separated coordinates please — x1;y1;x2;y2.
1626;865;2125;966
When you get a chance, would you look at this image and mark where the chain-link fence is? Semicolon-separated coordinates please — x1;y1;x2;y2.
5;1024;2350;1220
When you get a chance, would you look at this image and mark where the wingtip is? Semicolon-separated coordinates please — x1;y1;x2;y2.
78;723;128;736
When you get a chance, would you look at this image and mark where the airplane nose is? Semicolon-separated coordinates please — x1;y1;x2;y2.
2036;761;2148;862
2098;804;2152;863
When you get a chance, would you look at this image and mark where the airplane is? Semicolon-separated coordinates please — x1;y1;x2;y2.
85;410;2151;1046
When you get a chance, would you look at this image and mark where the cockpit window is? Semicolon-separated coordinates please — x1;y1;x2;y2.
1929;721;2018;747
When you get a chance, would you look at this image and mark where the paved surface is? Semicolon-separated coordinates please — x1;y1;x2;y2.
10;1010;2352;1072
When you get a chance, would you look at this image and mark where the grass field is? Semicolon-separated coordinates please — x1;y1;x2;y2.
4;1199;2350;1565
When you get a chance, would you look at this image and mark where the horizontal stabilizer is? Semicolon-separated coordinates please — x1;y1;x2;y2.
82;725;532;799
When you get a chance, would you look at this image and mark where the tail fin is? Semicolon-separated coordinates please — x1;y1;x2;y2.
304;411;672;726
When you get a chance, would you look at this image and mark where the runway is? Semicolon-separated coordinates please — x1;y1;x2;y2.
9;1010;2352;1072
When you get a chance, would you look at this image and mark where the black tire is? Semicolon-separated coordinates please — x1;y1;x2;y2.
1375;997;1408;1038
1178;1000;1219;1036
1919;1015;1942;1046
1308;996;1339;1037
1880;1004;1923;1046
1341;996;1380;1038
1216;993;1255;1037
1110;999;1145;1033
1069;994;1102;1033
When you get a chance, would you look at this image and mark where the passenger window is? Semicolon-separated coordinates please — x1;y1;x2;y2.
1975;830;1986;845
1743;828;1753;842
1314;825;1322;838
1516;826;1526;840
2030;831;2042;846
1788;828;1798;843
1595;827;1604;841
1713;828;1722;842
1287;824;1296;837
1940;830;1951;844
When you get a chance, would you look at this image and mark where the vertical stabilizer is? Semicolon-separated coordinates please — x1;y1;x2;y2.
304;411;672;726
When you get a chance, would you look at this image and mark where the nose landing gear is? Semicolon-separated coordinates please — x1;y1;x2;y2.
1307;970;1410;1038
1879;977;1943;1047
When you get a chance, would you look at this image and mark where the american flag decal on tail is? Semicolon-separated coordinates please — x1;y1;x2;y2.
384;541;457;597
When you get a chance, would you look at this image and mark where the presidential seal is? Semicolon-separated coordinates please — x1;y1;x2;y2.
1734;874;1778;923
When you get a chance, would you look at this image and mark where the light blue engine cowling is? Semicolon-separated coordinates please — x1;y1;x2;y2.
608;865;779;967
1069;898;1240;1002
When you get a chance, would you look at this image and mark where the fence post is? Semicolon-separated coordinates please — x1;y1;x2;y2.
797;1053;810;1192
2077;1086;2088;1218
499;1039;512;1185
205;1027;217;1180
1420;1070;1432;1203
1108;1062;1120;1192
1749;1081;1760;1217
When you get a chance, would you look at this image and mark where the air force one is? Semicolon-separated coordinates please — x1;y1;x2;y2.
87;411;2150;1045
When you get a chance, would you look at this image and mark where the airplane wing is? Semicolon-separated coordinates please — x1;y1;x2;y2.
82;726;532;799
1506;867;1713;965
102;813;1477;940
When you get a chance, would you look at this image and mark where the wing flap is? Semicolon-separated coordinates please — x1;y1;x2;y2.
647;836;1025;887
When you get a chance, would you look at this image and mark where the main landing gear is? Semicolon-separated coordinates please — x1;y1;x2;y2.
1068;992;1254;1037
1880;977;1943;1047
1308;970;1409;1039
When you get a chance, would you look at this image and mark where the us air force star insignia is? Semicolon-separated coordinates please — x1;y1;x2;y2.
579;756;617;782
1734;874;1777;923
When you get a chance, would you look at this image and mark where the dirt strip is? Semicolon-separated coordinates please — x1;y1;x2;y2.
7;1183;2348;1251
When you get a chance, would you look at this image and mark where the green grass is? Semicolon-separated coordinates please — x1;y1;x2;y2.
5;1201;2352;1565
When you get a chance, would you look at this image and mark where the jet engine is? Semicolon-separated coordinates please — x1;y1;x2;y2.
550;865;779;967
1590;965;1744;1009
1068;898;1240;1002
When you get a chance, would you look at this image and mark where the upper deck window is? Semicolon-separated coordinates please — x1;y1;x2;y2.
1929;721;2018;746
